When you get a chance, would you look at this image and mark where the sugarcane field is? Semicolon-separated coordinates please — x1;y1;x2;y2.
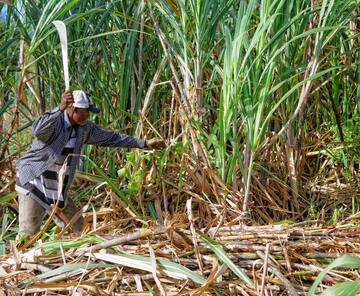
0;0;360;295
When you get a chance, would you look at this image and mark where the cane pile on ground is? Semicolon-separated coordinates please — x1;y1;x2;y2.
0;214;359;296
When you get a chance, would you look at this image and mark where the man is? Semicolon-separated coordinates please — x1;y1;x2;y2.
15;90;164;236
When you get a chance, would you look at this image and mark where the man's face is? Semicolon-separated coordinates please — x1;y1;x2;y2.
69;108;90;126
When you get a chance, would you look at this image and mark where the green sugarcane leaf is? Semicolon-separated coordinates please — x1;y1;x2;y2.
198;230;253;285
0;193;17;204
40;263;112;280
144;281;158;296
320;279;360;296
40;235;103;253
0;98;14;117
18;262;112;289
309;256;360;296
0;240;5;256
90;252;206;285
83;155;136;214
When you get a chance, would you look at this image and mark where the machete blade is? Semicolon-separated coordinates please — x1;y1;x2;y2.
52;20;70;91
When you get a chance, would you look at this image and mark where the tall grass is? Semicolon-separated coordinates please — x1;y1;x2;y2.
0;0;359;221
216;0;359;213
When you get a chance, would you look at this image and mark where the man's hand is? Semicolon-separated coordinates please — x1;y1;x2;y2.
59;90;74;112
145;138;165;149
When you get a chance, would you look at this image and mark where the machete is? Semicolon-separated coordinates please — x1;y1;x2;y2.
52;20;70;91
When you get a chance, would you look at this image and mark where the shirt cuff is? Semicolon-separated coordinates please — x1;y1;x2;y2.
138;139;146;148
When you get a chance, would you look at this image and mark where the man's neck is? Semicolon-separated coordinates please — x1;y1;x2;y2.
65;110;76;127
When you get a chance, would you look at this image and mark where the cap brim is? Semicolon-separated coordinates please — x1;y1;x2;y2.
88;105;100;114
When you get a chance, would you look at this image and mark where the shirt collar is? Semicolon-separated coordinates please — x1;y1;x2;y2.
64;110;72;130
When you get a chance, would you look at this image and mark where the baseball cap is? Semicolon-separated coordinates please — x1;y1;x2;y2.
72;90;100;113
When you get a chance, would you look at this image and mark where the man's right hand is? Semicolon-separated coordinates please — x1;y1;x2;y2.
59;91;74;112
145;138;166;149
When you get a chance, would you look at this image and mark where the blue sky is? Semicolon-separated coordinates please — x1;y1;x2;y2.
0;5;7;21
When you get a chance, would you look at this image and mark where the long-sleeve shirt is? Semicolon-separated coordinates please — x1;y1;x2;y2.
16;107;144;209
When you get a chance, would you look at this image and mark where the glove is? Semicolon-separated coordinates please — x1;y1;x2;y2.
145;138;165;149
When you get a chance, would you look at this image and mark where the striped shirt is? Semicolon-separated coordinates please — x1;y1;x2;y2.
16;106;145;211
16;128;76;208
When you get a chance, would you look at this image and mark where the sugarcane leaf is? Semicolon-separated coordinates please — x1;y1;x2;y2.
309;256;360;296
0;240;5;256
39;263;112;280
0;98;14;117
198;230;253;285
41;235;103;253
0;192;17;204
158;257;206;285
90;252;206;285
83;155;136;214
144;281;158;296
18;262;113;288
320;279;360;296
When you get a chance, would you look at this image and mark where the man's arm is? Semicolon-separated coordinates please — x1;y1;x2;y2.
32;91;73;143
32;108;63;143
85;122;145;148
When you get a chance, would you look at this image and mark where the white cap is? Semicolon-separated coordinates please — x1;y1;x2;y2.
72;90;99;113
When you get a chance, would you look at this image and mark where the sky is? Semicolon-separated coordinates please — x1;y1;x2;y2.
0;5;7;21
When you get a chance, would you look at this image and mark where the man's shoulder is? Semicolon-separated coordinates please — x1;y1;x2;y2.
83;119;95;129
79;120;97;136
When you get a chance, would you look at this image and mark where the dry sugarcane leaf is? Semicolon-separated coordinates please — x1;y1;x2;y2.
149;244;167;296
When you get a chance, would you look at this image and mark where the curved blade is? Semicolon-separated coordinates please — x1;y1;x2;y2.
52;20;69;90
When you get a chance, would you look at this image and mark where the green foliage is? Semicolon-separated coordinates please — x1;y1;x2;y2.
0;192;16;204
117;167;128;178
40;235;103;253
215;0;358;203
0;207;17;253
320;280;360;296
1;0;359;221
84;155;137;213
309;256;360;296
328;113;360;170
127;169;144;192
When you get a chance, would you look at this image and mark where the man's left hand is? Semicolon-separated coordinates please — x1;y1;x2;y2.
145;138;166;149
